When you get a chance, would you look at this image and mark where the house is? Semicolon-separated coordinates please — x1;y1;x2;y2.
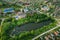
41;5;50;11
3;8;15;13
45;36;49;40
15;12;26;20
23;2;30;6
23;7;29;13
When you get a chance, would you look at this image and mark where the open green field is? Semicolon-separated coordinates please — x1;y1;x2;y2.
1;13;57;40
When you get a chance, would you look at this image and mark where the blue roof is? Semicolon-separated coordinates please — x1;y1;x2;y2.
3;8;14;13
15;16;18;18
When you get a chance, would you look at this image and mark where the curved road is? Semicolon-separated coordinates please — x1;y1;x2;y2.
32;23;60;40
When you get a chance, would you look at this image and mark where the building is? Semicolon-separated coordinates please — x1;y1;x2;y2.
41;5;50;11
3;8;15;13
15;12;26;20
23;7;29;13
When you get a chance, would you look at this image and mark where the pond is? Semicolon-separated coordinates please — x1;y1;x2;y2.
11;20;52;35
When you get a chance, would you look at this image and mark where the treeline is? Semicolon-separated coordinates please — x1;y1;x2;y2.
1;13;56;40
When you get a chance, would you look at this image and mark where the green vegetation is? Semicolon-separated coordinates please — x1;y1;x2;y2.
1;13;57;40
0;0;59;40
36;26;60;40
18;22;56;40
17;13;52;25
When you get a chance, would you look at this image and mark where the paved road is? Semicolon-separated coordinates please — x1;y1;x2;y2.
32;22;60;40
32;7;60;40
